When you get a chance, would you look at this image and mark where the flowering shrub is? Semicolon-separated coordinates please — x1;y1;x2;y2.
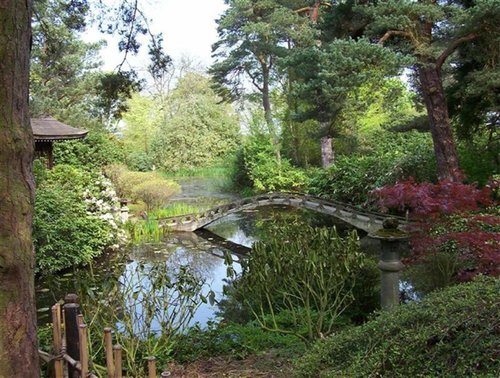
82;175;127;248
34;164;126;273
371;179;499;285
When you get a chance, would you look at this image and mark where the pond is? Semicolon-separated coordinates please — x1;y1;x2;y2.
35;177;381;331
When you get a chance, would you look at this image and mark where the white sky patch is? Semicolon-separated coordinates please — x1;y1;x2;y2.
82;0;227;73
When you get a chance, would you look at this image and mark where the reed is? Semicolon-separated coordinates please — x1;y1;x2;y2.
125;218;167;243
162;165;231;178
152;203;205;218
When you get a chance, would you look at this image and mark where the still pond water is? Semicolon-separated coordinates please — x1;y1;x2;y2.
36;177;378;330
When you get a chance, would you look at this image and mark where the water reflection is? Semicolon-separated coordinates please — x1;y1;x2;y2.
36;205;349;329
128;241;242;327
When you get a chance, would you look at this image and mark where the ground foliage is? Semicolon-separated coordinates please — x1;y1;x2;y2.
174;321;305;364
295;276;500;378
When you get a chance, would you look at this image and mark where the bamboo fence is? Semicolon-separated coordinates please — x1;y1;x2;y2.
39;295;167;378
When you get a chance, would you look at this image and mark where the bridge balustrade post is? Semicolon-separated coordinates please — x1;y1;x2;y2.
368;219;408;310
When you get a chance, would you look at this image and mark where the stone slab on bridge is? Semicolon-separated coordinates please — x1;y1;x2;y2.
158;193;406;234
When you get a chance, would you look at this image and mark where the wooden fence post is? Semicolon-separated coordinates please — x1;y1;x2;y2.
51;304;64;378
104;328;115;377
113;345;122;378
148;356;157;378
64;294;81;378
79;324;89;378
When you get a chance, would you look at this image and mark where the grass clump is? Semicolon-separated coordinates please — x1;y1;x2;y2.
295;276;500;377
152;203;206;218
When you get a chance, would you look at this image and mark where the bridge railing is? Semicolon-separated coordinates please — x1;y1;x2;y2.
157;192;407;228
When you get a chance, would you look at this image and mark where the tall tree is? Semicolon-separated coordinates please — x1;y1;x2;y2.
288;38;402;167
122;93;161;157
357;0;500;181
210;0;314;161
151;72;241;171
0;0;39;375
31;0;103;126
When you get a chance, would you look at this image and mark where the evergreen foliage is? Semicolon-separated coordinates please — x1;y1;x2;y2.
295;277;500;378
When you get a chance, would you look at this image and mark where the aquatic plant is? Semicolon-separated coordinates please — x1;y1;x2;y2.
125;219;168;243
152;203;206;218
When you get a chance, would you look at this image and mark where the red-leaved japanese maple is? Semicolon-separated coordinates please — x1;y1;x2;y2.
372;179;495;219
371;179;499;281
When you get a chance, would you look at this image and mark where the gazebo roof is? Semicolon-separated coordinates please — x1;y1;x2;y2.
31;117;88;142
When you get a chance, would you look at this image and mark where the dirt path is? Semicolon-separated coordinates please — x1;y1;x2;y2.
165;351;295;377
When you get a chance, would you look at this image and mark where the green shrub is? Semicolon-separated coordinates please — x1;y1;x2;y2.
295;276;500;377
242;135;307;192
308;131;436;204
458;140;498;185
103;164;128;192
105;166;181;212
344;258;380;323
34;191;111;272
131;179;180;212
54;131;125;169
126;151;154;172
229;225;367;341
34;165;124;274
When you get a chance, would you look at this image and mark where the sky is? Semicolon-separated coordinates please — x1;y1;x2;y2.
84;0;228;73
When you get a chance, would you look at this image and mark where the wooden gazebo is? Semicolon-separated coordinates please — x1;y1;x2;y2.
31;117;88;168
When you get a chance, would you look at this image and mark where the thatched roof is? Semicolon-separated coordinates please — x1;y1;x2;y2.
31;117;88;142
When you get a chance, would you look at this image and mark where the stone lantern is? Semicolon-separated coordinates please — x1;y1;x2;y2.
369;218;409;310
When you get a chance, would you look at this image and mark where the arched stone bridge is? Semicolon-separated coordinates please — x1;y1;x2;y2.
159;192;406;233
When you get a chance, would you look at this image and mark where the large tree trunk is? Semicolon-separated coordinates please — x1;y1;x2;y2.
418;64;462;182
319;121;334;168
320;136;334;168
0;1;39;376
